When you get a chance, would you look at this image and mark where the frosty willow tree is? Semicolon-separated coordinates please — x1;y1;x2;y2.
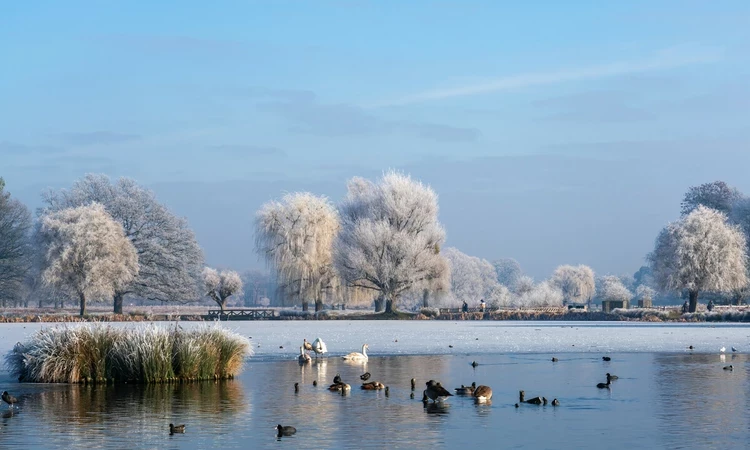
255;192;340;312
203;267;243;312
42;174;204;313
551;264;595;305
649;206;748;313
39;203;139;316
334;172;449;314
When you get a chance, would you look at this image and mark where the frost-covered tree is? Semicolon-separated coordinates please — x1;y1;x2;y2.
492;258;522;290
633;265;655;288
0;178;32;306
515;280;563;308
39;203;139;316
203;267;243;312
649;206;748;312
681;181;742;216
635;285;656;303
515;275;535;296
240;269;272;307
42;174;204;313
551;265;595;305
599;275;632;302
334;172;449;314
255;192;339;312
445;248;507;308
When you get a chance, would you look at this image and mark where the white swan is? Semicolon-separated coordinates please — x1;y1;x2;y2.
720;346;726;353
343;344;369;361
312;337;328;357
298;346;311;364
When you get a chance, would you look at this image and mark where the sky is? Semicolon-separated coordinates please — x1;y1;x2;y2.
2;1;750;279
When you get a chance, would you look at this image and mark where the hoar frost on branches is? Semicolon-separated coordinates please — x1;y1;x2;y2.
0;178;32;306
255;192;340;312
334;172;449;314
203;267;243;312
42;174;204;313
598;275;632;302
649;205;748;313
514;279;564;308
39;203;139;316
552;265;595;305
445;248;510;308
492;258;522;291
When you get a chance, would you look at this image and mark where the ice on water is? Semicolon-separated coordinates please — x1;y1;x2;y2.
3;321;745;364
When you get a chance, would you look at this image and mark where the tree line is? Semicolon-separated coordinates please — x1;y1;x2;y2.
1;173;748;315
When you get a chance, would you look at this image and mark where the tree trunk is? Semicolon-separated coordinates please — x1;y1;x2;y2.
422;289;429;308
688;290;699;313
220;298;227;313
302;301;309;311
79;292;87;316
374;297;384;312
315;300;323;312
113;293;124;315
385;298;394;314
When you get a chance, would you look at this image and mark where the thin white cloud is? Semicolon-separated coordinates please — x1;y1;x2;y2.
370;46;723;107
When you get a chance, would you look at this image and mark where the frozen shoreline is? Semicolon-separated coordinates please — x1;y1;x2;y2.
2;321;748;365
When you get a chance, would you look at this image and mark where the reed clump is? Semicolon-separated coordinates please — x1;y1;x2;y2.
5;324;252;384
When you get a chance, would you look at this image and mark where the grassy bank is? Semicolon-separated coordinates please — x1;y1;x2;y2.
5;324;252;384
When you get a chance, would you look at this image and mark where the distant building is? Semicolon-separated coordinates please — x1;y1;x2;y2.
602;300;629;313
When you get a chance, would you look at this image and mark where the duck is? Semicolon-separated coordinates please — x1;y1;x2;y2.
424;380;453;402
525;396;543;405
602;356;611;362
411;378;416;391
723;365;733;371
597;380;611;389
360;372;371;381
422;390;429;403
294;382;299;393
454;382;476;395
471;361;479;367
342;344;369;361
329;382;351;392
2;391;18;409
551;357;558;362
277;424;297;437
472;385;493;403
312;337;328;357
303;339;313;352
606;373;618;381
731;346;738;352
551;398;560;406
361;381;385;390
169;423;186;434
298;346;311;364
313;380;318;387
333;373;342;385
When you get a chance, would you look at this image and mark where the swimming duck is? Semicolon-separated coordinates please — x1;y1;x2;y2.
2;391;17;409
525;396;543;405
424;380;453;402
472;385;493;403
329;382;351;392
169;424;186;434
602;356;611;362
471;361;479;367
361;381;385;390
551;357;558;362
333;373;342;385
723;365;733;371
277;424;297;437
596;380;611;389
454;382;476;395
360;372;371;381
343;344;369;361
298;346;311;364
606;373;618;381
551;398;560;406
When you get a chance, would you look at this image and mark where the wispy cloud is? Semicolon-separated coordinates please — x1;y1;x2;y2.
54;131;141;146
371;47;723;107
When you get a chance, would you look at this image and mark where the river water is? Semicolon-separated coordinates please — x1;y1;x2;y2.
0;321;748;449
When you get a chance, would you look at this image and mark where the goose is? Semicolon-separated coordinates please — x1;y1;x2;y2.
298;346;311;364
597;380;611;389
2;391;17;409
411;378;416;391
303;339;313;352
360;372;371;381
361;381;385;390
169;424;186;434
471;361;479;368
551;398;560;406
312;338;328;357
454;382;476;395
277;424;297;437
343;344;369;361
333;373;342;385
424;380;453;402
472;385;493;403
525;396;543;405
606;373;618;381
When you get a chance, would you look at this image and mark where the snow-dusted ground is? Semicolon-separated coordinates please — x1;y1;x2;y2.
2;321;748;363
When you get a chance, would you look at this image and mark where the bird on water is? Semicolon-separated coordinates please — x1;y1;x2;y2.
360;372;371;381
277;424;297;437
169;424;186;435
425;380;453;402
342;344;369;362
473;385;493;403
2;391;18;409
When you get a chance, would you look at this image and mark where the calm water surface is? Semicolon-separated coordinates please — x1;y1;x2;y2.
1;350;748;449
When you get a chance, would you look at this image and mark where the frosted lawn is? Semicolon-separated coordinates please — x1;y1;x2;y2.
1;321;748;366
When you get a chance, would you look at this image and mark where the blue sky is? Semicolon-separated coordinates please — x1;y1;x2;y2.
2;1;749;279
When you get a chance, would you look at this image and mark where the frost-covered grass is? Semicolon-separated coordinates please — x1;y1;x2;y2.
5;324;252;384
612;308;676;321
683;310;750;322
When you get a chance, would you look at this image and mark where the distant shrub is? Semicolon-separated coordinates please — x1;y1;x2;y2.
279;310;314;317
5;324;252;384
419;307;441;318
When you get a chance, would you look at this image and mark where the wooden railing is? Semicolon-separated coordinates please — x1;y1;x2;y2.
207;308;276;320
